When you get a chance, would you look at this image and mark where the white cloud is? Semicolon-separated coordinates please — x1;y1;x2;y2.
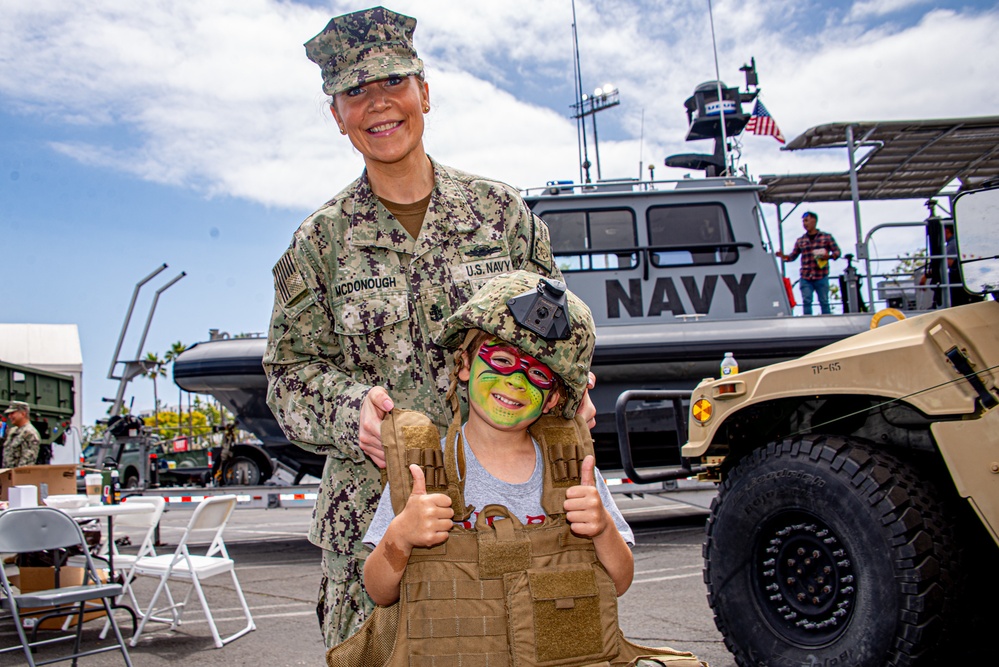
1;0;996;213
849;0;931;21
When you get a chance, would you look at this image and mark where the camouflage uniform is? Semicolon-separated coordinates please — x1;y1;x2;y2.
263;158;561;647
2;422;41;468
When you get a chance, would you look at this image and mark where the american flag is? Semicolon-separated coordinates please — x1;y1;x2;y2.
745;100;785;144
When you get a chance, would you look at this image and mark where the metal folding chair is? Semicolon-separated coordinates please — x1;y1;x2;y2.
128;494;255;648
0;506;133;666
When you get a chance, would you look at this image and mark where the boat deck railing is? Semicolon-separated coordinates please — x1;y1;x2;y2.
785;219;959;317
522;175;762;198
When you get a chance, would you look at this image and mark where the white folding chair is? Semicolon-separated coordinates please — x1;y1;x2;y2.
67;496;171;638
128;495;255;648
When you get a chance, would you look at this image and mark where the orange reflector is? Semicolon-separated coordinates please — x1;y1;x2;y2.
717;383;737;395
692;398;713;423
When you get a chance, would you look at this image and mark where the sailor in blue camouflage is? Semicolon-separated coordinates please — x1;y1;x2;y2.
263;6;562;649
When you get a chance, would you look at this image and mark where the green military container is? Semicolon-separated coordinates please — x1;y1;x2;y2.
0;360;75;449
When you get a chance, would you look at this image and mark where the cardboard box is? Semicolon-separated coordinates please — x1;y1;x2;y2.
0;465;77;503
13;566;108;629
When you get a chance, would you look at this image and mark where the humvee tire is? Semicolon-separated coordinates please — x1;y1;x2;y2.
704;435;956;667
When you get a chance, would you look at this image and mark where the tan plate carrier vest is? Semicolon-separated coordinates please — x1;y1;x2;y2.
326;410;705;667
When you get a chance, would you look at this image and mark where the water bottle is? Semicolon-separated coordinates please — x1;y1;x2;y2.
110;469;120;505
720;352;739;377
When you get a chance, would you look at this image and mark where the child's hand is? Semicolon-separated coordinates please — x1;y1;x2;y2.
396;464;454;548
563;455;609;538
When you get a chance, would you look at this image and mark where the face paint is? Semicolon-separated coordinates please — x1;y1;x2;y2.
476;342;556;390
468;342;554;429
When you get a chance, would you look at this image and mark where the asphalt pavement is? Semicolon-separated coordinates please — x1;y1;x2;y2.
1;487;736;667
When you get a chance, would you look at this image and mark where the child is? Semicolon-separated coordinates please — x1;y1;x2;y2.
363;272;634;603
328;271;704;667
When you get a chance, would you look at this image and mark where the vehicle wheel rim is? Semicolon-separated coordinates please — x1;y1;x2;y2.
755;510;856;646
224;458;259;485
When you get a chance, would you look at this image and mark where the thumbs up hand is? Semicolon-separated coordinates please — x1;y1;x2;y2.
564;455;609;538
396;464;454;548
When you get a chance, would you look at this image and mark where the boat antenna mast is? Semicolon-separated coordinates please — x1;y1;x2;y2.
707;0;730;175
570;0;591;184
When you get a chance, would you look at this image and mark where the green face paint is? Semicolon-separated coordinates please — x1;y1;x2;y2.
468;350;551;429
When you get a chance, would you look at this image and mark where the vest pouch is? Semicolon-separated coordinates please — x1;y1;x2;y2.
505;561;619;666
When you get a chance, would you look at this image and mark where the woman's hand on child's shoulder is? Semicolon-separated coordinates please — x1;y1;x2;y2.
563;455;610;538
396;464;455;548
358;387;394;468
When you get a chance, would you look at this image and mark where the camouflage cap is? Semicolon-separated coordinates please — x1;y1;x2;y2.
305;6;424;97
437;271;596;419
4;400;29;415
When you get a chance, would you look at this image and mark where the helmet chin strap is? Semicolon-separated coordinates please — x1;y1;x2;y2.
441;328;481;522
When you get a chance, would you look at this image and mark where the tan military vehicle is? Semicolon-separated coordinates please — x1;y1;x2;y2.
686;185;999;666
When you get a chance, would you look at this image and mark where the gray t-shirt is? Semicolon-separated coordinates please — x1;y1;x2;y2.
364;428;634;548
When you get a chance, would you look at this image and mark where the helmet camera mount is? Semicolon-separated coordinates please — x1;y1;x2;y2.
506;278;571;340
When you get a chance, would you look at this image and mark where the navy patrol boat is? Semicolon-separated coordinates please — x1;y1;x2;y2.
174;62;999;479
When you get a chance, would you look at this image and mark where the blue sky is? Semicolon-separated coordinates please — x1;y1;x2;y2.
2;0;997;425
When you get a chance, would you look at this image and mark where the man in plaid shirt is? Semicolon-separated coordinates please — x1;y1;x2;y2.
777;211;841;315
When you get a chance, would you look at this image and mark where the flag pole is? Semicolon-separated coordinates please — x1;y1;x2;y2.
707;0;730;176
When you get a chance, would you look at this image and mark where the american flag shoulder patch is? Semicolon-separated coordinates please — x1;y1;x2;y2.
273;249;308;306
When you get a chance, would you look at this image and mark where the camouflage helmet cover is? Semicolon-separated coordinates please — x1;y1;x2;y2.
305;6;424;97
437;271;596;419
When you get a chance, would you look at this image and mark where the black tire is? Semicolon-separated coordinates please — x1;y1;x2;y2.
123;470;140;489
704;435;955;667
221;455;261;486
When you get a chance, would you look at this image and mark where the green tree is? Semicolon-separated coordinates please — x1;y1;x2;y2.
887;247;927;277
164;341;187;434
82;422;107;448
147;409;209;443
143;351;167;428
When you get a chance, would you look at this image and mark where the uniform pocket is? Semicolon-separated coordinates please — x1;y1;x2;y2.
456;243;514;291
321;556;372;647
414;286;453;346
331;290;415;390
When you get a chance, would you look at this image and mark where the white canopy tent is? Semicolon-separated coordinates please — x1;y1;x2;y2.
0;323;84;464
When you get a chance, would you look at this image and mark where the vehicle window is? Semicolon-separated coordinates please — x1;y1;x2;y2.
543;208;638;272
647;204;736;266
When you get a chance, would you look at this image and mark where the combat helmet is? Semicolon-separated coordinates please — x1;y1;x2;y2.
437;270;595;418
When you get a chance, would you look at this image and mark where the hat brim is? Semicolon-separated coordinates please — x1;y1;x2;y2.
326;57;423;96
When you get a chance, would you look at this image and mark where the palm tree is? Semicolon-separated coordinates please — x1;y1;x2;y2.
164;341;188;437
143;351;166;428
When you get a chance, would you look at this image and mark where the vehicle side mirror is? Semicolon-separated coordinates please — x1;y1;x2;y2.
953;185;999;296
